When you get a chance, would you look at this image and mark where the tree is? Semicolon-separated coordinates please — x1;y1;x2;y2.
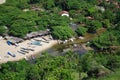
115;9;120;23
29;0;40;4
9;20;36;37
87;20;102;33
75;26;87;36
17;0;30;9
0;26;6;35
102;19;111;28
26;65;40;80
54;0;67;10
67;0;80;10
103;9;115;23
51;26;75;40
45;0;55;9
88;26;97;33
85;0;98;5
115;22;120;30
91;20;102;29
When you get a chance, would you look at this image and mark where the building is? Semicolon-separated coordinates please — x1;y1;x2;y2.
59;11;69;17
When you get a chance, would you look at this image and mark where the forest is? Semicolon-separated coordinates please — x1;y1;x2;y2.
0;0;120;80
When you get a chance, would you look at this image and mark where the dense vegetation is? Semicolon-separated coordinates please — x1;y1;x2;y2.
0;51;120;80
0;0;113;39
0;0;120;80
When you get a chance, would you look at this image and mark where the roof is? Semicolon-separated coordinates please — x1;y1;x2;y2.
86;16;94;20
24;30;50;39
59;11;69;15
5;36;23;43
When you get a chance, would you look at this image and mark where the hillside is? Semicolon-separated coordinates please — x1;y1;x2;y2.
0;0;120;80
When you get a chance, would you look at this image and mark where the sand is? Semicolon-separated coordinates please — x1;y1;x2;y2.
0;0;6;4
0;36;58;64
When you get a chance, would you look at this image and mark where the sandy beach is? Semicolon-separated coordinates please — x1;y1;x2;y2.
0;0;6;4
0;36;58;64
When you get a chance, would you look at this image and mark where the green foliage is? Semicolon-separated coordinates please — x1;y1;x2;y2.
88;26;97;33
91;29;119;49
0;50;120;80
51;26;75;40
45;0;55;9
103;9;115;23
102;19;111;28
9;20;36;37
0;5;21;26
85;0;98;5
75;26;87;36
0;26;6;35
96;68;120;80
115;21;120;31
0;0;120;80
91;20;103;29
88;6;98;14
29;0;40;4
0;0;118;39
17;0;30;9
49;14;70;27
67;0;80;10
115;9;120;23
88;20;102;33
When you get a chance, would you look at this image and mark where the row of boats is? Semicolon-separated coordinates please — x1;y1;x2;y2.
7;47;34;57
7;36;51;57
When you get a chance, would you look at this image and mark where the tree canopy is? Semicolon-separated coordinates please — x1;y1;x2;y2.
51;26;75;40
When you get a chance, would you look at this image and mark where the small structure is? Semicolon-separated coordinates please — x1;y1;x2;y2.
24;30;50;39
31;6;40;11
59;11;69;17
79;36;84;40
23;9;29;12
5;36;23;43
86;16;94;20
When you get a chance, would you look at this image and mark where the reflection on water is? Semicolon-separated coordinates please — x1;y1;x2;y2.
45;47;62;56
45;44;87;56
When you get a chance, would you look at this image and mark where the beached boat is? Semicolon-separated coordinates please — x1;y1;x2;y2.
21;48;34;51
7;52;16;57
33;39;49;43
17;51;26;55
20;49;29;53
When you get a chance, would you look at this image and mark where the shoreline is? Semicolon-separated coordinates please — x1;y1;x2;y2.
0;36;58;64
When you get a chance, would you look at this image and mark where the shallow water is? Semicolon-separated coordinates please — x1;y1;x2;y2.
46;28;106;56
30;28;106;59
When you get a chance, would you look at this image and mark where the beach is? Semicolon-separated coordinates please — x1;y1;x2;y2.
0;0;6;4
0;36;58;64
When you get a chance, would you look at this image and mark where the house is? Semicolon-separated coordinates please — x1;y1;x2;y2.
59;11;69;17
